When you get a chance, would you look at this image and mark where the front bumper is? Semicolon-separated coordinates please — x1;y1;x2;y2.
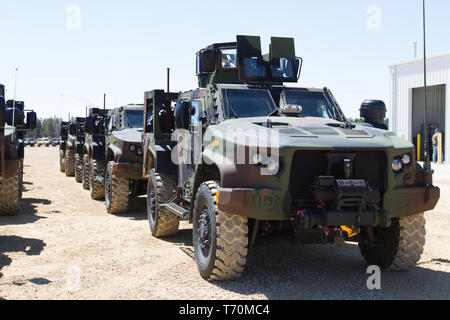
111;162;144;180
217;185;440;226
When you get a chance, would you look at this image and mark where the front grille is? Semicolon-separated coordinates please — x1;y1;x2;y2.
289;150;386;201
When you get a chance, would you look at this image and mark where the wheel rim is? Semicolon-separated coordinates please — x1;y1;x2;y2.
197;205;212;259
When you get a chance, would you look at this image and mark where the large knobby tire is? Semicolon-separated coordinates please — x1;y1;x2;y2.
105;161;129;214
90;159;105;200
82;155;90;190
0;172;21;216
59;150;65;172
75;154;83;183
193;181;248;281
18;158;24;199
147;170;179;237
359;213;426;271
65;151;75;177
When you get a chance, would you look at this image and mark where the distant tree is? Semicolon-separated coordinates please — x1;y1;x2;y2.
25;117;63;138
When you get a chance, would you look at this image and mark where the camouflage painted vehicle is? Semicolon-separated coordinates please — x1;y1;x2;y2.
143;35;440;281
103;104;146;214
65;117;86;179
82;108;110;197
0;83;37;215
59;121;70;172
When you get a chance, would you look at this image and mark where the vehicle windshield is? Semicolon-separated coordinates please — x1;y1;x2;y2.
283;91;341;120
222;89;277;118
124;110;143;128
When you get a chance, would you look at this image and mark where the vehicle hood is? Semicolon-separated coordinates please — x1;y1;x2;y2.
205;116;412;150
112;128;142;143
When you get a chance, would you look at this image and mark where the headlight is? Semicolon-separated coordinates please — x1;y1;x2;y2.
129;145;136;152
137;147;143;155
265;158;279;173
392;158;403;172
402;154;411;165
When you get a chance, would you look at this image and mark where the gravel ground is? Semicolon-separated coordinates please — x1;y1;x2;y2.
0;148;449;300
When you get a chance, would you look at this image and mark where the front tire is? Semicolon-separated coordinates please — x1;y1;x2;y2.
105;161;129;214
193;181;248;281
359;214;426;271
59;150;66;172
65;151;75;177
0;172;21;216
147;170;179;237
75;154;83;183
82;155;90;190
90;159;105;200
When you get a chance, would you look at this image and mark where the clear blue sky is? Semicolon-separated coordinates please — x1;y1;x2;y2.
1;0;449;119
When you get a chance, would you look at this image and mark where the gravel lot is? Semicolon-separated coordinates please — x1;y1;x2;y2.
0;147;449;300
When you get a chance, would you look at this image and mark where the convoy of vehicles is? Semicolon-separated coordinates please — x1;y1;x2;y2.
4;34;436;282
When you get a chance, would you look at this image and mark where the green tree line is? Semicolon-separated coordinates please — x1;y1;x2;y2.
25;117;63;139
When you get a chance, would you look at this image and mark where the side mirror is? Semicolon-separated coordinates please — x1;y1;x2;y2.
6;108;22;126
174;101;191;130
198;50;216;74
360;100;388;130
69;123;76;136
85;116;95;135
26;111;37;130
60;126;68;136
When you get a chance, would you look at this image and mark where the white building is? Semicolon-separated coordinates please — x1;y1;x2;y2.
389;53;450;163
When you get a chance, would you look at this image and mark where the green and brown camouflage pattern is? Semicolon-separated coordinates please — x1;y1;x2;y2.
145;35;440;228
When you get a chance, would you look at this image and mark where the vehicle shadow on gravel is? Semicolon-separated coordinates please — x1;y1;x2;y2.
0;198;51;226
0;236;46;280
117;197;147;221
212;241;450;300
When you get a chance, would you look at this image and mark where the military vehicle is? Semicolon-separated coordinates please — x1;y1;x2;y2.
82;108;110;196
65;117;86;179
142;35;440;281
103;104;146;214
0;83;37;215
59;121;70;172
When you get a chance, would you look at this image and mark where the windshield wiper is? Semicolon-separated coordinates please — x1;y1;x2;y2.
267;108;279;117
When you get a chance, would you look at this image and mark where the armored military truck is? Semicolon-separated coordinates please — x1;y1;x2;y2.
82;108;110;197
0;83;37;215
65;117;86;179
103;104;146;214
143;35;440;281
59;121;69;172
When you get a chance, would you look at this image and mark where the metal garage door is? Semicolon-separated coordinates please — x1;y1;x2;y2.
412;84;446;159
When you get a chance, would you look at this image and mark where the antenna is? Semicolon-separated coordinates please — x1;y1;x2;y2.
422;0;432;172
11;68;18;141
167;68;170;93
